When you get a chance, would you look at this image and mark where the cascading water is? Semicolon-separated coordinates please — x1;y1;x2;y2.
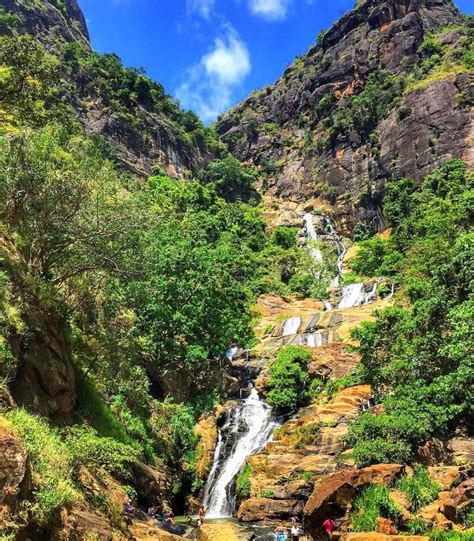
282;316;301;336
303;213;324;263
203;389;277;518
302;213;378;310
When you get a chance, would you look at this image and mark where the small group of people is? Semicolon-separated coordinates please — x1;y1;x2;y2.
147;504;176;525
272;516;335;541
273;516;303;541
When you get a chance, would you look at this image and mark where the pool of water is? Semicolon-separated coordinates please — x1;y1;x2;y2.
195;518;309;541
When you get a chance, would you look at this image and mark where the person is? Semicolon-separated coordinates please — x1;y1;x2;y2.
198;506;205;525
147;505;157;518
290;522;300;541
165;511;175;525
124;499;135;516
322;518;335;540
274;524;287;541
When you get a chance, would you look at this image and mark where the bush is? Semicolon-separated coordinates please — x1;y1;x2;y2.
351;485;400;532
6;409;78;525
395;466;439;511
64;425;139;476
351;237;387;277
266;346;312;414
272;227;297;249
236;464;252;499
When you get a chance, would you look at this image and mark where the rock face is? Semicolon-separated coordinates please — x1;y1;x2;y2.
236;385;373;522
0;0;217;180
217;0;473;235
0;421;31;508
303;464;404;539
1;0;89;45
0;235;75;420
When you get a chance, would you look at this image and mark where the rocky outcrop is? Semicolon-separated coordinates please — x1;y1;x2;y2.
304;464;404;539
1;0;89;45
236;385;373;521
0;420;31;508
156;358;239;402
342;535;429;541
217;0;472;235
1;235;75;420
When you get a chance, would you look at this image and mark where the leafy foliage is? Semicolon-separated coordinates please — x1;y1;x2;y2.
351;485;400;532
347;160;474;465
6;409;78;525
267;346;312;414
236;464;252;499
395;466;440;511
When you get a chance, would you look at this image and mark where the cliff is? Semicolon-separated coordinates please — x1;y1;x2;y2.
217;0;473;234
0;0;220;178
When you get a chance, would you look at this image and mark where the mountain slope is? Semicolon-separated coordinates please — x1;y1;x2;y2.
217;0;473;235
0;0;222;178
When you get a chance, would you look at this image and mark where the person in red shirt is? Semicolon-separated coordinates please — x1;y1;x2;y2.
322;518;335;540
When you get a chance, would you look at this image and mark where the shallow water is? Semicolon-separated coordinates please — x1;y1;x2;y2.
197;518;307;541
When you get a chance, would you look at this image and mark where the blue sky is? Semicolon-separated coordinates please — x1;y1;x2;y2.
79;0;473;123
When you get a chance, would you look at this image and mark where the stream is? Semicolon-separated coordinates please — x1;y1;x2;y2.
203;389;277;518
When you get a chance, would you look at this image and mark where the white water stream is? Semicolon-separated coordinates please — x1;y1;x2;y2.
303;212;378;310
203;389;277;518
282;316;301;336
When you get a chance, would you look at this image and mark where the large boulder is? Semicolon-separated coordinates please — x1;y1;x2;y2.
237;497;304;521
304;464;404;539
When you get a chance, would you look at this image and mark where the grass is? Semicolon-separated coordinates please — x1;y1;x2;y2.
6;409;78;525
236;464;252;499
395;466;440;511
351;485;400;532
405;62;469;93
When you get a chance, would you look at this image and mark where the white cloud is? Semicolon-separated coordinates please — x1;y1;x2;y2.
176;28;251;122
186;0;216;19
248;0;290;20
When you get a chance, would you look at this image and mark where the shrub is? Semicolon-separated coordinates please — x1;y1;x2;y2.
6;409;78;525
266;346;312;414
272;227;297;249
351;485;400;532
351;237;387;277
395;466;439;511
64;425;139;476
236;464;252;499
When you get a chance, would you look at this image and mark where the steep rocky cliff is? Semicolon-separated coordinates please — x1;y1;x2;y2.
0;0;220;179
217;0;473;234
0;0;89;45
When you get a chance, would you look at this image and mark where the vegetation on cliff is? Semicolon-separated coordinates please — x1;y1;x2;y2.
347;160;473;466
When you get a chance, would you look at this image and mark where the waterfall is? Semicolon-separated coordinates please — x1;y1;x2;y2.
203;389;277;518
319;216;346;286
303;213;324;263
282;316;301;336
338;281;378;309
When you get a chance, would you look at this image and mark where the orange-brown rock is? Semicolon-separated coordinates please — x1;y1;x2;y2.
304;464;404;539
342;534;429;541
308;343;360;380
0;419;31;507
237;496;304;521
194;411;219;479
428;466;461;491
376;517;397;535
442;478;474;522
